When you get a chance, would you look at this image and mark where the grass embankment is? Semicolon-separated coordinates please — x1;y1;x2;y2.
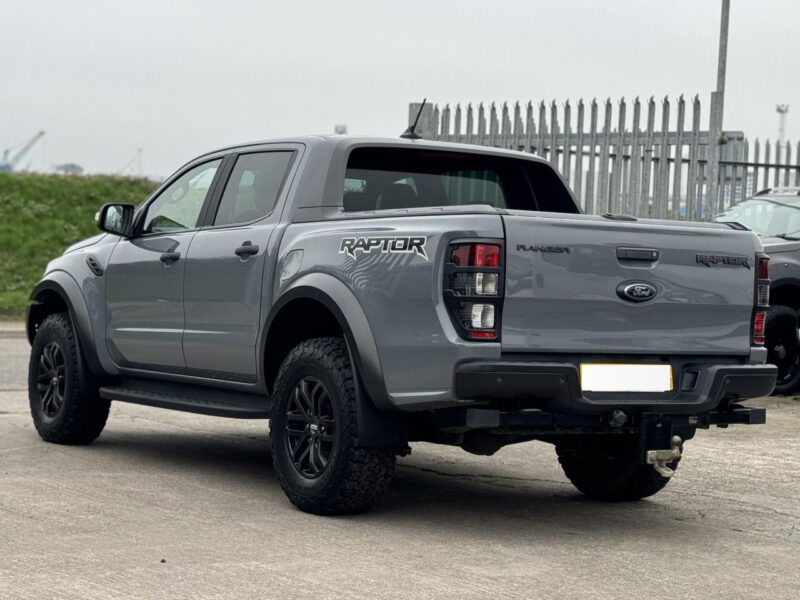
0;173;157;318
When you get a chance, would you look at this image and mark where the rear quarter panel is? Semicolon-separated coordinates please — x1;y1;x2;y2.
277;214;504;408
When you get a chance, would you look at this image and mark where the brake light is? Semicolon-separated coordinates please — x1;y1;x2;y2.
753;254;769;346
450;243;501;268
753;311;766;345
444;242;503;341
758;256;769;280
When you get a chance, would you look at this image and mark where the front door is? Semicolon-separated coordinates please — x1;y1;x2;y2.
182;150;295;379
105;158;223;369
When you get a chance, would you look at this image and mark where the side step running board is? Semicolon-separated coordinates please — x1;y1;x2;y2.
100;378;270;419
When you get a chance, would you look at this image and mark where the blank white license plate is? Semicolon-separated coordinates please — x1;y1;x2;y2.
579;363;673;392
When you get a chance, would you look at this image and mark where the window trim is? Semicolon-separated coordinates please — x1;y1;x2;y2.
133;156;230;238
200;149;298;230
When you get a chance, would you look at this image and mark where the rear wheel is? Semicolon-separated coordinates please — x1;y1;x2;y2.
270;337;396;515
765;305;800;395
28;313;110;444
555;435;677;501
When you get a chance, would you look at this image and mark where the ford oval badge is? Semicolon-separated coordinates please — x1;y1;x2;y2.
617;281;658;303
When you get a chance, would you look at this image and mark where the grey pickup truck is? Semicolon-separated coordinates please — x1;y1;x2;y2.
27;135;775;515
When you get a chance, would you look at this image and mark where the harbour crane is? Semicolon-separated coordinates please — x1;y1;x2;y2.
0;130;45;173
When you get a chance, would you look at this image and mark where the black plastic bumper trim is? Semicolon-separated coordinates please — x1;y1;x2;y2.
454;361;777;415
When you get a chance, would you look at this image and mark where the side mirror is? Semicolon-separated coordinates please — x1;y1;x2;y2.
96;203;135;237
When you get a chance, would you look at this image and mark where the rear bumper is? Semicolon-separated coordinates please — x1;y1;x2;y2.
454;360;777;415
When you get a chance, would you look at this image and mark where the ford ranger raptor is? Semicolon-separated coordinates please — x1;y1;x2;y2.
27;136;775;514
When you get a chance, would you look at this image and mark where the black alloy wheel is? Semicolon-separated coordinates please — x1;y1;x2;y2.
770;333;800;386
270;337;396;515
285;376;337;479
36;341;67;419
28;312;110;444
765;305;800;394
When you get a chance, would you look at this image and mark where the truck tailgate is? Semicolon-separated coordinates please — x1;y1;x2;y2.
501;211;759;355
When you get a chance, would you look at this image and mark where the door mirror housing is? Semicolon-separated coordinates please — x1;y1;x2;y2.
96;203;135;237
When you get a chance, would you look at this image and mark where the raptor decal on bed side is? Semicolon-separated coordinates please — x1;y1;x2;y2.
339;236;428;261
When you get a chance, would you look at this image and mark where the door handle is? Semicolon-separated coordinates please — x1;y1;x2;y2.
235;242;260;258
617;247;659;261
160;251;181;263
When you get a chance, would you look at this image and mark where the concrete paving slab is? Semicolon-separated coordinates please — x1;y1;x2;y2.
1;337;798;599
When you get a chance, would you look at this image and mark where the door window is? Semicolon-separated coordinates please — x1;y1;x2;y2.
142;159;222;234
213;152;294;226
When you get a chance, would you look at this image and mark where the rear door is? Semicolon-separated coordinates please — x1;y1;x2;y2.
105;159;223;369
182;149;297;379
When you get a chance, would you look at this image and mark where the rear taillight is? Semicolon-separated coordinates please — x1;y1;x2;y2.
753;311;766;345
758;256;769;279
444;241;503;341
753;254;770;346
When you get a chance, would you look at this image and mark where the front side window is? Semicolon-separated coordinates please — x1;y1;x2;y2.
143;159;222;234
213;152;294;226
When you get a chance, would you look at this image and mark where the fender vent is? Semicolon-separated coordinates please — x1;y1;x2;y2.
86;256;104;276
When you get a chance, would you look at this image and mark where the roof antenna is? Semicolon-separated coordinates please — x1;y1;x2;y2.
401;98;427;139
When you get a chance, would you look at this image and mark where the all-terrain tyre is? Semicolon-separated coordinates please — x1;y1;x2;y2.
765;305;800;395
28;313;110;444
555;435;678;501
270;337;396;515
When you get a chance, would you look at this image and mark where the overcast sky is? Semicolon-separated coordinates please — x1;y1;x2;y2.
3;0;798;178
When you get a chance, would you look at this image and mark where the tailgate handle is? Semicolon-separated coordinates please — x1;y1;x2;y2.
617;247;659;261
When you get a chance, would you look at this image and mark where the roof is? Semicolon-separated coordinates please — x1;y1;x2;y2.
755;186;800;197
191;134;550;165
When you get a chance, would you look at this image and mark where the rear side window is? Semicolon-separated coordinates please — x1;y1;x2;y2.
213;151;293;226
342;147;578;213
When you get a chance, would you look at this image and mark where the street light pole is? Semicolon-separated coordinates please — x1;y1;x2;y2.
707;0;731;214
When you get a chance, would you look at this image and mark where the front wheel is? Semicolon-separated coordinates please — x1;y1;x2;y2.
28;313;110;444
555;435;678;501
270;337;396;515
765;305;800;395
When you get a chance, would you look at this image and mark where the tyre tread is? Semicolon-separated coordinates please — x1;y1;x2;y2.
555;438;675;501
29;313;109;445
272;337;395;515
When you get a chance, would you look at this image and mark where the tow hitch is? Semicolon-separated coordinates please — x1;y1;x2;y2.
646;435;683;477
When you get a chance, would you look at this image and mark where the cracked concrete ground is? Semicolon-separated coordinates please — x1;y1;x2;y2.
1;336;799;599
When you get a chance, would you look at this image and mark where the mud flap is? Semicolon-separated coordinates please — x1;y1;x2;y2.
353;372;408;452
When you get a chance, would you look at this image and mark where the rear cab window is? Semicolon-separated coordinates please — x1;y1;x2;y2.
342;147;578;214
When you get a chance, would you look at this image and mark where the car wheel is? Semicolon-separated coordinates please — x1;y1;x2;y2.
28;313;110;444
270;337;396;515
765;305;800;395
555;435;677;501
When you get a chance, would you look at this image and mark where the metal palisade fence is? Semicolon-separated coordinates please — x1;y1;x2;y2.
408;99;800;221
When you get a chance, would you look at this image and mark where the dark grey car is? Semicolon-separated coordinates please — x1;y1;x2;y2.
26;136;775;515
716;186;800;394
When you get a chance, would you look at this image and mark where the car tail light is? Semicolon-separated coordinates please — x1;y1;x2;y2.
444;241;503;341
753;311;766;346
753;254;769;346
758;256;770;280
450;243;500;268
